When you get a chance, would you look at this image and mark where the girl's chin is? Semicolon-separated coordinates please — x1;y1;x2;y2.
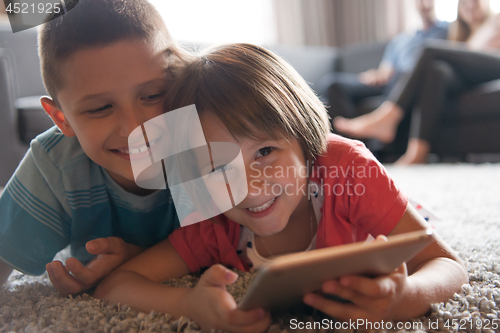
251;224;286;237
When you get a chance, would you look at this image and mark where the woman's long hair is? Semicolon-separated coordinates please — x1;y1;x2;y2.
449;0;492;42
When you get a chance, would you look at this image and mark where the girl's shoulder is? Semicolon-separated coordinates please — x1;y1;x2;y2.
318;133;376;166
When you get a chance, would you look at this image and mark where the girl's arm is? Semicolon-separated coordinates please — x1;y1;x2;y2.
304;203;468;321
94;239;271;333
93;239;191;316
385;203;468;318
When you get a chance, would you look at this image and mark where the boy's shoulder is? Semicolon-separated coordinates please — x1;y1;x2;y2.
30;126;88;169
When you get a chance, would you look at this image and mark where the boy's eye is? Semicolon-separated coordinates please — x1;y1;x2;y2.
256;147;274;158
87;104;112;114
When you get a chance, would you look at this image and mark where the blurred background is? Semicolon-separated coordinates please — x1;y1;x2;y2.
149;0;500;46
1;0;500;186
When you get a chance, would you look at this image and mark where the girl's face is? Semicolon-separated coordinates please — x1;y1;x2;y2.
458;0;490;27
200;112;309;237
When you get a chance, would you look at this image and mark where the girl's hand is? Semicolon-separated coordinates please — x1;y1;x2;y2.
183;264;271;333
303;236;409;322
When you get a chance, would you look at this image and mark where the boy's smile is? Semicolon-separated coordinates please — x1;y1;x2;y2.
42;39;169;194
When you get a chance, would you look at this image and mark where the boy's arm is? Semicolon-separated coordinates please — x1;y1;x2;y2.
46;237;144;296
94;238;191;315
94;239;270;333
0;260;13;286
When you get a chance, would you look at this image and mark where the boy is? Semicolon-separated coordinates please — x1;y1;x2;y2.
0;0;188;296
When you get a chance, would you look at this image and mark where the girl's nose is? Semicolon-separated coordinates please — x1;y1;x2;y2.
245;164;269;198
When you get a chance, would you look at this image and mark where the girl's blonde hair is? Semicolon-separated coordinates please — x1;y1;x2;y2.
449;0;492;42
164;43;331;163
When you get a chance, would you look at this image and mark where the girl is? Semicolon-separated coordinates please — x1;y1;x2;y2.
94;44;467;333
334;0;500;164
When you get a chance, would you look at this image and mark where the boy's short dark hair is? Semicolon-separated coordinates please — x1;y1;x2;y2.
38;0;185;103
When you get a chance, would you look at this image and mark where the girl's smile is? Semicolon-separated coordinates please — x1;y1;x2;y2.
245;196;278;217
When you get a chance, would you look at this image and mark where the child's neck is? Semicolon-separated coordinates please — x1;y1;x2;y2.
254;194;316;258
107;170;156;196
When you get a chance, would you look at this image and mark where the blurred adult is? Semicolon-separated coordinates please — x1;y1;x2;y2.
318;0;448;124
334;0;500;164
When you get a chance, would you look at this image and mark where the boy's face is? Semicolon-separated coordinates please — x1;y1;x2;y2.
43;39;169;193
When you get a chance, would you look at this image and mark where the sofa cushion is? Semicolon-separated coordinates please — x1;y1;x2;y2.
452;79;500;120
267;45;338;91
0;24;46;98
338;41;387;74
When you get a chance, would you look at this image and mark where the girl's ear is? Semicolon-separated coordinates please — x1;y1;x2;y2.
40;97;76;137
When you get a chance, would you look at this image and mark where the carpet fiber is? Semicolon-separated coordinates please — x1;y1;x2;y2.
1;164;500;332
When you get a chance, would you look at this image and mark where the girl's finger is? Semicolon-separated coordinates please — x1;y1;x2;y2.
303;293;368;322
338;275;389;298
225;308;268;327
228;313;272;333
201;264;238;287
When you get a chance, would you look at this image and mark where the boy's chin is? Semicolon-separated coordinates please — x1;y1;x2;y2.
129;164;166;189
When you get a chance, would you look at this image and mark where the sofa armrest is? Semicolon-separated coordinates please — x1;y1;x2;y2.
0;48;28;185
337;41;388;74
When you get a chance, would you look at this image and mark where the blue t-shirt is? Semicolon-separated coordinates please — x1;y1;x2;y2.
382;21;449;73
0;126;180;275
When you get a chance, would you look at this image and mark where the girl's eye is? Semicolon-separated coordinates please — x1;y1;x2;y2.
256;147;274;158
211;165;229;173
87;104;112;115
142;92;165;101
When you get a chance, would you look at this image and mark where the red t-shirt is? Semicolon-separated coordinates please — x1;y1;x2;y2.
169;134;408;273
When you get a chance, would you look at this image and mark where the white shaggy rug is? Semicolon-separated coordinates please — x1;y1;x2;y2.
1;164;500;332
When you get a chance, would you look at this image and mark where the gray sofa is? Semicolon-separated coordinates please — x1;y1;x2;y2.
272;42;500;163
1;23;500;185
0;24;54;185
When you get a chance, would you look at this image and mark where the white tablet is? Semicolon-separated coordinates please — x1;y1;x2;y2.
238;229;434;312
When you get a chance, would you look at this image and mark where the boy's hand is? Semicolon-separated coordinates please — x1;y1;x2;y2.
183;264;271;333
46;237;143;297
303;236;409;322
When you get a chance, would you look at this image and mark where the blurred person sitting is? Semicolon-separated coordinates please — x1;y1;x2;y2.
318;0;448;127
334;0;500;164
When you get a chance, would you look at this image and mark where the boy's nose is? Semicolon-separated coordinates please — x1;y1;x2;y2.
117;108;148;138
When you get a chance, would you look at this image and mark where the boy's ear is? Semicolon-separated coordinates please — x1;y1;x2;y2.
41;97;76;137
